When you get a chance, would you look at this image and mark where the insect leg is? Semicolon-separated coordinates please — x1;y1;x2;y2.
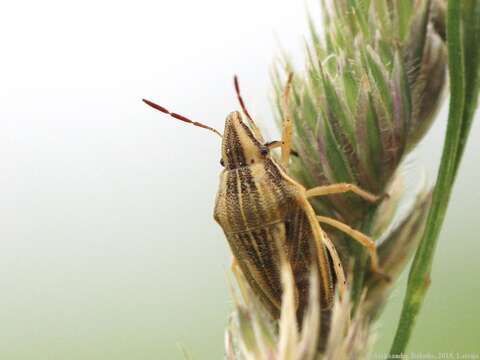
280;73;294;168
317;216;389;280
264;140;299;157
264;140;282;150
316;229;347;298
306;183;381;203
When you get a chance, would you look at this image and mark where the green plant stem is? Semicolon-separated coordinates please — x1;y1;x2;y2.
454;1;480;177
390;0;480;354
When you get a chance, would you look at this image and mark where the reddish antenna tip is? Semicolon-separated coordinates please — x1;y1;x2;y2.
142;99;169;114
143;98;223;138
233;74;258;134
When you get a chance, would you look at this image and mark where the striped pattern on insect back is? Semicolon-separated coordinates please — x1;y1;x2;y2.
220;161;292;234
222;162;290;307
215;156;335;316
213;111;337;321
227;224;285;310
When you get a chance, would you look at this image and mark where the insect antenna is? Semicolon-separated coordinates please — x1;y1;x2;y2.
233;75;264;142
142;99;223;138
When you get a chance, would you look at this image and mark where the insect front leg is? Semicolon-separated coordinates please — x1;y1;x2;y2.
256;72;296;166
280;73;294;168
263;74;295;167
264;140;299;157
305;183;382;203
317;215;390;280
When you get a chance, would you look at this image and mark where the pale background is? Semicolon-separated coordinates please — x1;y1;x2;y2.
0;1;478;359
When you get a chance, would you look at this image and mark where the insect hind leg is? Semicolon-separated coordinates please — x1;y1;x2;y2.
317;229;347;298
317;215;390;281
306;183;382;203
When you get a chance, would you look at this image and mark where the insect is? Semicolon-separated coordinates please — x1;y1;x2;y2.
143;75;386;322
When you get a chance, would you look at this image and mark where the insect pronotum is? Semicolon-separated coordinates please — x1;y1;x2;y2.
143;75;386;323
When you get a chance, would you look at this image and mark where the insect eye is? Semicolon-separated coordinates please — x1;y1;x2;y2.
220;158;225;167
260;146;269;156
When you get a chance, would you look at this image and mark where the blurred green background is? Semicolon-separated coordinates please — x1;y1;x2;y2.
0;0;478;359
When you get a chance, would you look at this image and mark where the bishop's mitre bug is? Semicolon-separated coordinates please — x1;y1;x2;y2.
143;75;387;322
